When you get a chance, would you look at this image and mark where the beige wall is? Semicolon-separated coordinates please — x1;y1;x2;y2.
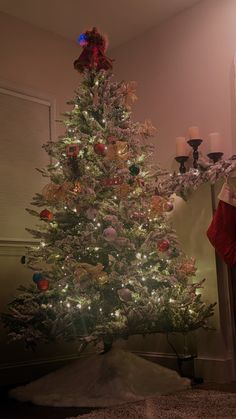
0;2;235;383
112;0;236;381
0;11;80;133
0;12;82;382
113;0;236;166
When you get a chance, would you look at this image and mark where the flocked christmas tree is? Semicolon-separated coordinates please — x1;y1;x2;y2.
2;28;215;352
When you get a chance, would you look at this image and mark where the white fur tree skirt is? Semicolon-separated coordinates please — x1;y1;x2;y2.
10;348;190;407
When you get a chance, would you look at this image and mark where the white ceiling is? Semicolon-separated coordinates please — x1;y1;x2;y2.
0;0;202;49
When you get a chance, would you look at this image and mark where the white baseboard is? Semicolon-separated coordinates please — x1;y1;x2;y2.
194;356;234;383
137;351;234;383
0;351;233;386
0;353;83;386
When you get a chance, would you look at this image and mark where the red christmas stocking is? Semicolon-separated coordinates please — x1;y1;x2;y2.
207;195;236;267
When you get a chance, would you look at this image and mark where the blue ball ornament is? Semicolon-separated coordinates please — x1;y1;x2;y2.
129;164;140;176
169;248;179;258
32;272;43;283
77;33;88;46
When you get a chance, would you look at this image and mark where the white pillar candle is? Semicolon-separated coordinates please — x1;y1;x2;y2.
188;126;200;139
176;136;188;156
208;132;222;152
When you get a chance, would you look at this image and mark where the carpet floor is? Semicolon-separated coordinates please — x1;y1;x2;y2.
67;389;236;419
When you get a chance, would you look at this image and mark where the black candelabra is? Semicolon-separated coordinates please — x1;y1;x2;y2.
187;139;203;168
175;130;224;173
207;152;223;163
175;156;189;174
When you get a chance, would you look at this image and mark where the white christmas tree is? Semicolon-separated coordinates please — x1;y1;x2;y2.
3;28;214;355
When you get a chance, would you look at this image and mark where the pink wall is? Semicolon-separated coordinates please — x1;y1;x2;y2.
0;12;83;374
0;11;80;135
2;0;235;165
113;0;236;168
113;0;236;380
0;3;235;381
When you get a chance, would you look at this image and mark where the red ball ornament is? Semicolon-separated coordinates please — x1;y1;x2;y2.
40;209;54;221
158;239;170;252
37;279;49;291
94;143;107;156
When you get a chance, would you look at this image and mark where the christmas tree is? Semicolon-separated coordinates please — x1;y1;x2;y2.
2;28;215;353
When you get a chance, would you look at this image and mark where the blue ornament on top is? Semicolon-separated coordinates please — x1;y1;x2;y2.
77;33;88;46
32;272;43;283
